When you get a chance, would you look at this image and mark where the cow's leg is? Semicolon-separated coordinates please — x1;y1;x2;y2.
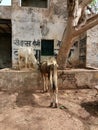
49;91;54;107
49;70;54;107
54;88;58;108
45;77;49;92
25;57;28;68
43;75;46;92
50;89;58;108
45;76;47;92
53;80;58;108
43;75;48;92
29;62;31;69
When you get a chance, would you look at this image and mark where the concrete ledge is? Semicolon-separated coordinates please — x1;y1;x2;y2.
0;69;42;92
58;69;98;89
0;69;98;92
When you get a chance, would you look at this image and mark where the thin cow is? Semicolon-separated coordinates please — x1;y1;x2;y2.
39;57;58;108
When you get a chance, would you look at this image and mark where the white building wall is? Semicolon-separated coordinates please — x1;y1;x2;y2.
87;25;98;68
11;0;67;67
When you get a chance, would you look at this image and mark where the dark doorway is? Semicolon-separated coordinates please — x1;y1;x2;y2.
41;39;54;56
0;19;12;69
21;0;48;8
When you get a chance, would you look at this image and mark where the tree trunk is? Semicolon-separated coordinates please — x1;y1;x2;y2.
57;18;75;69
57;0;98;69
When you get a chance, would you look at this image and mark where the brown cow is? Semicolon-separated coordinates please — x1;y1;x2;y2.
39;57;58;108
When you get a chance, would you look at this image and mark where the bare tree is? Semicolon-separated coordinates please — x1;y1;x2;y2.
57;0;98;69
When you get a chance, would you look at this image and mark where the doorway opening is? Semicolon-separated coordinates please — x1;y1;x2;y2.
0;19;12;69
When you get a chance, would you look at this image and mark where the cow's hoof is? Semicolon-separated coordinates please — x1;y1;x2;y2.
54;103;58;108
49;102;53;107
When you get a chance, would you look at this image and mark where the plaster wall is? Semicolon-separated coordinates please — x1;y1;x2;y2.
87;25;98;68
0;6;11;19
0;0;97;69
11;0;67;67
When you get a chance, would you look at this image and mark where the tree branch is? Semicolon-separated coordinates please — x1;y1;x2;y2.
72;14;98;37
80;0;93;8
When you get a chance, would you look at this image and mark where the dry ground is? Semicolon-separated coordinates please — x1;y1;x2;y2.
0;89;98;130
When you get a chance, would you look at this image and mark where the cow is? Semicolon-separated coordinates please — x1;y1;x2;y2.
18;47;38;70
39;57;58;108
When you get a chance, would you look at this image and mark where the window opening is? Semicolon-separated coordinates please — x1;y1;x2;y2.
41;39;54;56
21;0;48;8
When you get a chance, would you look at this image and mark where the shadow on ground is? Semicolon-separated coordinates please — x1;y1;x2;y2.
16;90;39;107
16;90;50;108
81;101;98;117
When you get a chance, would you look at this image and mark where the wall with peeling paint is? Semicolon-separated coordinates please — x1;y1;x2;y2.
0;0;97;69
87;25;98;68
0;0;67;68
11;0;67;68
0;6;11;19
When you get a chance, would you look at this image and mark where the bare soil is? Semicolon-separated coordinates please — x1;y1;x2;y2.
0;89;98;130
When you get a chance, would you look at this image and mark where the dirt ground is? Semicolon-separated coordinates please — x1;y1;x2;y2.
0;89;98;130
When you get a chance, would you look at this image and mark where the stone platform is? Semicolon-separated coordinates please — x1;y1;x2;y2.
0;68;98;92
